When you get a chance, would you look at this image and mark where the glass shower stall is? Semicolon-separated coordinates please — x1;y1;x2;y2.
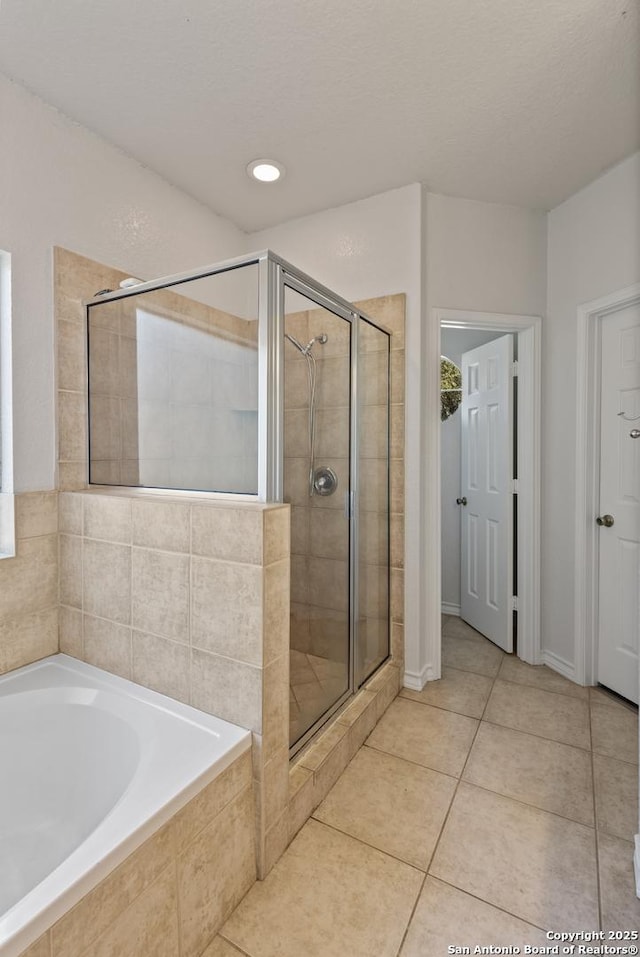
85;251;391;755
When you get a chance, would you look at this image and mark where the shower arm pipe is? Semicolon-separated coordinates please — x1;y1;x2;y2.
284;332;327;495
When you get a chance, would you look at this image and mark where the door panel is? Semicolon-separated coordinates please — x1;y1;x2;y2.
597;304;640;703
460;335;514;651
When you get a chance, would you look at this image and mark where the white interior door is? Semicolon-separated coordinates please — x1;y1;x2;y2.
460;335;514;651
597;304;640;704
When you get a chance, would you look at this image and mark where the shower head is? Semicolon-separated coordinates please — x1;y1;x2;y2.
284;332;328;355
308;333;328;349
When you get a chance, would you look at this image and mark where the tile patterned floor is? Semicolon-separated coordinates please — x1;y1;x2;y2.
210;617;640;955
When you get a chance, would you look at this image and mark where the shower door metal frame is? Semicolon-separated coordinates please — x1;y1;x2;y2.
276;263;359;755
269;253;392;756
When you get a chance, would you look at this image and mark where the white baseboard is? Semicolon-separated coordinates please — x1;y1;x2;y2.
635;836;640;899
441;602;461;617
541;649;578;683
403;662;435;692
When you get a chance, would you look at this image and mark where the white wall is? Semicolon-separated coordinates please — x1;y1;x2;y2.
0;74;246;492
440;328;504;611
251;184;427;685
427;193;548;317
546;152;640;673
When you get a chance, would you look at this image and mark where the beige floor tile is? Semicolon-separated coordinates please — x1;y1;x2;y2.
499;656;588;699
442;616;486;641
591;701;638;765
399;876;549;954
430;783;599;930
367;698;478;777
594;753;639;842
221;819;423;957
400;666;493;718
314;746;456;870
591;685;638;713
484;680;591;750
598;831;640;931
442;634;504;677
463;722;594;826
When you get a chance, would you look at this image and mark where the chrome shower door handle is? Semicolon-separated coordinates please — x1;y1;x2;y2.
456;497;467;506
596;514;615;527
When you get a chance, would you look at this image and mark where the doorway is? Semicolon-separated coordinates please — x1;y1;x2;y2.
576;285;640;704
441;328;516;652
434;309;542;671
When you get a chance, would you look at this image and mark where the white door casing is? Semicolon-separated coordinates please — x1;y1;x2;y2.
460;334;514;652
597;304;640;704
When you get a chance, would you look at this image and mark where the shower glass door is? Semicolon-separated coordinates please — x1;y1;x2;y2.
283;284;352;752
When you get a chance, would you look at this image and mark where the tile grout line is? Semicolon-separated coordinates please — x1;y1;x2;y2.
589;695;604;932
428;874;550;935
415;641;505;914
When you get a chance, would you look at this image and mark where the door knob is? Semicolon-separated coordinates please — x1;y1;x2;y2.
456;497;468;506
596;514;615;527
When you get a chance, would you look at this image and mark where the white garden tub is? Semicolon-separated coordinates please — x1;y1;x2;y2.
0;654;251;957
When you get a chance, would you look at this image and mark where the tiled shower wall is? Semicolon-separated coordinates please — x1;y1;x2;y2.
284;293;405;672
0;492;58;675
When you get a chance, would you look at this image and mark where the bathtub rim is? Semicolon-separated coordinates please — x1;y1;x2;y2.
0;653;252;957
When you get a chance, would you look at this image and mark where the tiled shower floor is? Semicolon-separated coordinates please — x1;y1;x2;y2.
208;616;640;955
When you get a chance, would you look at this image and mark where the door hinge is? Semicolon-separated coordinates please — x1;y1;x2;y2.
511;596;519;612
512;361;519;377
511;478;519;494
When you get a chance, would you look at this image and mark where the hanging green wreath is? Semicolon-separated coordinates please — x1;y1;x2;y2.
441;356;462;421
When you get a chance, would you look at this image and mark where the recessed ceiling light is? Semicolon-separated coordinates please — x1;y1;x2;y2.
247;159;285;183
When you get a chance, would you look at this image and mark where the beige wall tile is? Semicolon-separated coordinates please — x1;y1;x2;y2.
58;318;86;393
132;631;190;703
58;391;87;463
262;653;289;761
390;348;405;404
83;539;131;624
132;499;190;553
20;933;51;957
58;462;88;492
59;493;83;535
191;557;262;665
83;615;132;679
288;765;316;840
336;689;378;757
315;355;351;409
173;750;252;851
192;505;263;564
84;494;131;544
262;810;289;876
15;492;58;540
262;746;290;827
0;608;58;675
264;558;290;666
290;506;309;555
83;865;179;957
59;534;82;609
59;605;83;658
309;509;349;560
0;535;59;619
89;394;121;461
390;512;404;569
284;409;310;458
390;403;405;460
132;547;189;642
191;648;262;731
178;787;256;957
263;506;290;565
315;408;349;458
391;620;404;662
307;557;349;613
89;327;120;396
51;822;175;956
390;458;404;513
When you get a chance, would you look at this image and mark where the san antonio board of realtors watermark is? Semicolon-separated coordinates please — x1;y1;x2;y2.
447;933;639;956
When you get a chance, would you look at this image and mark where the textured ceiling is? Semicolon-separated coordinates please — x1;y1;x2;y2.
0;0;638;231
